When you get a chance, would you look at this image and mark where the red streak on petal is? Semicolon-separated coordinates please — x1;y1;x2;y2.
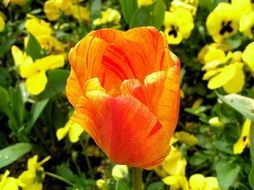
147;121;162;138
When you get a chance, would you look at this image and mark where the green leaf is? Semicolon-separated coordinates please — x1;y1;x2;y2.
0;143;32;168
249;123;254;189
56;163;75;182
90;0;101;19
38;69;70;99
130;0;165;29
217;93;254;121
0;39;16;57
26;98;49;133
150;0;166;29
25;34;44;60
0;86;10;113
9;86;25;130
146;181;164;190
189;152;207;166
214;140;233;154
116;180;130;190
215;161;241;189
119;0;138;24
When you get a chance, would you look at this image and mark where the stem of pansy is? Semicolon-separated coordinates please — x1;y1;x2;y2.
132;167;142;190
45;171;74;186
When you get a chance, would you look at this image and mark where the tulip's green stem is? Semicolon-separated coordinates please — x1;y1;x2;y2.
132;167;142;190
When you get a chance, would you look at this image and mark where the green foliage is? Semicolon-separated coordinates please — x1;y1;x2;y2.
249;123;254;189
0;143;32;168
130;0;165;29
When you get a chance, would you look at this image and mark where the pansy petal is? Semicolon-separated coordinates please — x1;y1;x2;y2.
208;64;236;90
68;121;84;143
242;42;254;72
26;71;47;95
56;120;71;141
223;63;244;93
35;54;65;71
233;119;251;154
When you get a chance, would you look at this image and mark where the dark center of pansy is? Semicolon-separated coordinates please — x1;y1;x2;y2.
168;25;178;38
251;25;254;35
220;21;233;35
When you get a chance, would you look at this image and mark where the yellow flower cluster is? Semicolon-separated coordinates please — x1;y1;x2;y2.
155;137;220;190
3;0;25;6
0;170;23;190
56;119;84;143
12;46;65;95
11;14;66;95
198;41;254;93
163;0;197;44
93;8;121;26
206;0;254;42
25;14;64;53
0;155;50;190
234;119;251;154
0;11;6;32
44;0;89;21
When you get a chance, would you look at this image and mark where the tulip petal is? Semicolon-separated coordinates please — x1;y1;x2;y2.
66;36;110;107
156;65;180;135
120;65;180;136
91;27;176;86
73;91;170;168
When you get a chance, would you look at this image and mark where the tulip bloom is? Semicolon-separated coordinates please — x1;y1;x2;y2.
66;27;180;169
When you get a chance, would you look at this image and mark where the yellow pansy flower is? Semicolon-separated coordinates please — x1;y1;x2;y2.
206;3;241;42
43;0;62;21
170;0;199;16
3;0;25;6
197;43;231;64
44;0;89;21
18;155;50;190
189;174;220;190
155;146;187;177
56;119;84;143
137;0;154;7
164;8;194;44
240;12;254;39
234;119;251;154
0;12;6;32
242;42;254;73
44;0;73;21
25;14;52;37
11;46;65;95
71;5;89;21
25;14;64;53
93;8;121;26
0;170;23;190
207;62;244;93
163;175;189;190
174;131;198;146
201;46;245;93
231;0;253;16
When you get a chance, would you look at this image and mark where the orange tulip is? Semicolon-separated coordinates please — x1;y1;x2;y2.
66;26;180;169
